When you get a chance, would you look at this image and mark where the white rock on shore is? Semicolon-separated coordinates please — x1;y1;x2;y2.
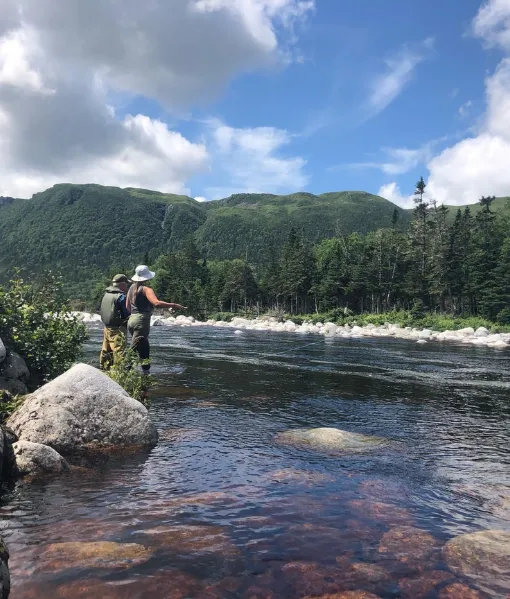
74;311;509;350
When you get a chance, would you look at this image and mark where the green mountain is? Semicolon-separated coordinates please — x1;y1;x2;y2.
0;184;410;286
1;183;508;298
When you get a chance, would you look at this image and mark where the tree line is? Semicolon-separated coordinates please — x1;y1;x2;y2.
150;178;510;323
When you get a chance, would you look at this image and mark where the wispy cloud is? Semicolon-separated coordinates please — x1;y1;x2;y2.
331;138;443;176
458;100;473;118
366;37;435;118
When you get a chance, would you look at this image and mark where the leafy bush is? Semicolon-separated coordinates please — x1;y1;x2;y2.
208;312;235;322
0;390;26;423
105;350;155;406
496;308;510;325
0;271;88;387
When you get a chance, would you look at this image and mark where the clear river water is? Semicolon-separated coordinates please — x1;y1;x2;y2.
1;326;509;598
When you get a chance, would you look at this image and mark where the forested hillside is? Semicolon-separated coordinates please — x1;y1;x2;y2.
152;181;510;324
0;183;410;295
1;181;509;313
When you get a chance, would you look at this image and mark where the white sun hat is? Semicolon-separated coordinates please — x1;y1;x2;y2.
131;264;155;282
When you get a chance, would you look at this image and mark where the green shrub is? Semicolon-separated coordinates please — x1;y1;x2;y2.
105;350;155;406
0;271;88;387
208;312;235;322
496;308;510;326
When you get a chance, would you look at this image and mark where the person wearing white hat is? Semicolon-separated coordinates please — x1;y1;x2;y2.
126;265;187;373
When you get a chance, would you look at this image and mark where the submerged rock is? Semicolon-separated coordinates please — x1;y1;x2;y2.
16;570;201;599
438;583;487;599
0;537;10;599
7;363;158;454
399;570;455;599
377;526;442;572
442;530;510;595
302;592;382;599
13;440;69;476
136;524;240;557
37;541;153;571
282;561;345;597
265;468;334;486
275;427;389;453
348;500;412;526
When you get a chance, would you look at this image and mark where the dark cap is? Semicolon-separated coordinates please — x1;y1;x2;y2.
112;274;131;284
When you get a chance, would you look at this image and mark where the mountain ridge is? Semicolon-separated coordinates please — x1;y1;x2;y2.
0;183;508;295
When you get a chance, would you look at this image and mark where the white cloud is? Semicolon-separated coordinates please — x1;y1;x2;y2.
458;100;473;118
346;142;436;176
367;37;435;117
426;1;510;206
0;113;209;198
195;196;208;203
472;0;510;50
0;0;313;197
377;182;415;208
206;119;308;198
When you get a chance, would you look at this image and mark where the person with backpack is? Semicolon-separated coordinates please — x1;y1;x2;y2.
99;274;131;370
126;265;187;374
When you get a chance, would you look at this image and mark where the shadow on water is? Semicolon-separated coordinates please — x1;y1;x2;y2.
1;326;509;598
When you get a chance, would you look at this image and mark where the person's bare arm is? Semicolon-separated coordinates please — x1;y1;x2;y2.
143;287;187;310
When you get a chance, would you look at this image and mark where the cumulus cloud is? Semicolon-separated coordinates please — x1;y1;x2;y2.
0;0;313;197
205;119;308;198
377;182;415;209
367;37;435;117
472;0;510;50
427;0;510;205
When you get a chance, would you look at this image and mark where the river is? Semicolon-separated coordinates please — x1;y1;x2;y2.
1;326;509;598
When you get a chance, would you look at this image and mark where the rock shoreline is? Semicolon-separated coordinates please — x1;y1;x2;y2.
74;312;509;349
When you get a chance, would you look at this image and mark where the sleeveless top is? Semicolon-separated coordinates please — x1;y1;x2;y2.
127;285;154;315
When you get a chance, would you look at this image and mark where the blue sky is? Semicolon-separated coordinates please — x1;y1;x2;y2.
1;0;510;206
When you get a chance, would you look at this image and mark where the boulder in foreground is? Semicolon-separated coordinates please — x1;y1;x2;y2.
276;427;389;453
443;530;510;595
8;363;158;455
13;441;70;476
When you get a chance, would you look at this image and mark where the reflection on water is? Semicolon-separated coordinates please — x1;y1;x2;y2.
1;327;509;598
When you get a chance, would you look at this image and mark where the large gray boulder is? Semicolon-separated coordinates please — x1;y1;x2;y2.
7;363;158;455
0;538;9;599
13;440;70;476
0;339;5;365
0;351;29;395
1;352;29;382
276;427;390;453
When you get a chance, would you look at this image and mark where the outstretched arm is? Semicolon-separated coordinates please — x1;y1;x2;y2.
144;287;187;310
